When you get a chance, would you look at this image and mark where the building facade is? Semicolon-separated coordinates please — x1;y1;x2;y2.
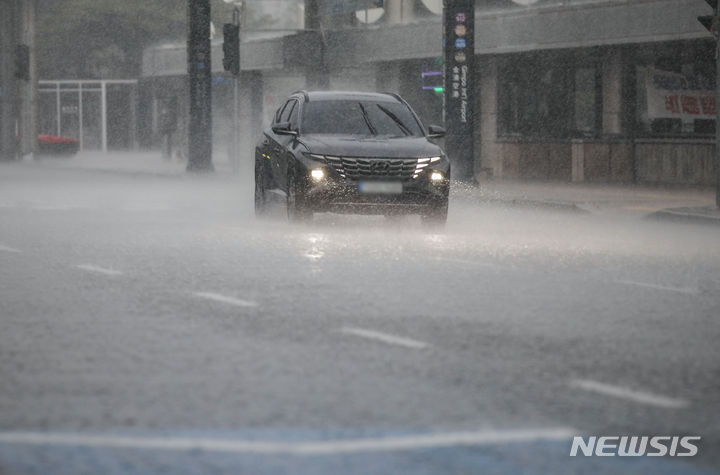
142;0;716;185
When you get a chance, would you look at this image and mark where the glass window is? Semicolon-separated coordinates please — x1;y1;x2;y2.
574;67;599;135
281;100;297;123
498;52;574;138
288;101;300;129
301;100;424;136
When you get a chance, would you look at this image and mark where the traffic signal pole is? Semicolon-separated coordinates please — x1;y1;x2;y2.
0;0;18;161
187;0;214;172
222;16;240;173
699;0;720;207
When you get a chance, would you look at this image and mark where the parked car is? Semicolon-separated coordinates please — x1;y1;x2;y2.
36;134;80;156
254;91;450;225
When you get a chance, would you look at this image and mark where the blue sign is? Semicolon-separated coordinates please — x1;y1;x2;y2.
455;38;466;49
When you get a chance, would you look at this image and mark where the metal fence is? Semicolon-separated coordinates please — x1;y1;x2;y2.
38;79;138;152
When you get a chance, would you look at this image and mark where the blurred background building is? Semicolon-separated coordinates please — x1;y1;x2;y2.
8;0;712;185
142;0;716;185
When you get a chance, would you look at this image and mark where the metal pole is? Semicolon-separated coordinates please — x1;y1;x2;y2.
101;80;107;152
232;5;240;174
78;83;83;151
716;33;720;207
56;82;61;136
0;0;18;161
187;0;214;172
233;75;239;174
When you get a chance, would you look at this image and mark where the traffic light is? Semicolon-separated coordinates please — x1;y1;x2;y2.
222;23;240;76
699;0;719;35
15;44;29;81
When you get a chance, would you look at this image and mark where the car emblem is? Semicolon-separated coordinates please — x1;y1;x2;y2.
370;160;390;173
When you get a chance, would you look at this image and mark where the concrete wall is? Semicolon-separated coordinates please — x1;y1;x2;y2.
571;140;633;183
635;140;715;185
496;141;572;181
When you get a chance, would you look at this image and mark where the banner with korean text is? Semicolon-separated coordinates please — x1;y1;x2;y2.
646;67;715;120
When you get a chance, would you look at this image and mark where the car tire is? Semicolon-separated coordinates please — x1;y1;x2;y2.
287;167;313;223
254;158;267;217
420;199;448;228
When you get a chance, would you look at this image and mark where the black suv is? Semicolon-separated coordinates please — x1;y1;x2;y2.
254;91;450;224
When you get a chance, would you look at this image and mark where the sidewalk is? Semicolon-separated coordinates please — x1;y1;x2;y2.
26;150;237;178
466;179;714;212
17;151;720;225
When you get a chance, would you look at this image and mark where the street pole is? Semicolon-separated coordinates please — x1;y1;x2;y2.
701;1;720;207
232;5;240;174
442;0;476;184
187;0;214;172
0;0;18;161
716;30;720;208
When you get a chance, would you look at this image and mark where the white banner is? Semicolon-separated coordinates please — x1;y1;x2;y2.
645;68;715;120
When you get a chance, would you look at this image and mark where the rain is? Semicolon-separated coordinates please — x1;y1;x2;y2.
1;1;720;474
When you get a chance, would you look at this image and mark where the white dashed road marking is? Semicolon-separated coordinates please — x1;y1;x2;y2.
339;327;430;350
0;427;576;455
0;244;21;253
570;379;689;409
193;292;258;308
615;279;699;296
76;264;123;276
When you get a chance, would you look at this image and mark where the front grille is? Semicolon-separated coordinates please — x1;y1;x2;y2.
324;156;418;181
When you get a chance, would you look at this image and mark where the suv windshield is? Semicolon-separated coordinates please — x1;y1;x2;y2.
301;100;424;137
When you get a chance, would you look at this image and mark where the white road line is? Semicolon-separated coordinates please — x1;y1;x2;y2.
0;244;21;253
615;279;699;295
76;264;123;276
193;292;258;308
339;327;430;350
570;379;690;409
0;427;576;455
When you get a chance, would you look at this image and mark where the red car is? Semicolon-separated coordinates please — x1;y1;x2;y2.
37;134;79;156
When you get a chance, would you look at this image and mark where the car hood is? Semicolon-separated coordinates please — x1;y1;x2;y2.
298;134;442;159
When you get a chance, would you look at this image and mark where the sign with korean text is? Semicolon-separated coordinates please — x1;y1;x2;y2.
443;0;474;181
646;68;715;120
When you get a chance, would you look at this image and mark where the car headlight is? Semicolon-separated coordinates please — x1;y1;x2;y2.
310;168;326;182
430;171;445;182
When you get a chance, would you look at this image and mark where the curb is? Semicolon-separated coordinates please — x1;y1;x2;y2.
481;197;590;214
20;160;238;181
646;208;720;227
452;190;589;214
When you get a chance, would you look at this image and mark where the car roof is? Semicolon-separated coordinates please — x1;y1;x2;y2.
291;91;400;103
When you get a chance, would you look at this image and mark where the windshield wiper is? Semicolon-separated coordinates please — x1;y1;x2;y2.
376;104;412;136
358;103;377;135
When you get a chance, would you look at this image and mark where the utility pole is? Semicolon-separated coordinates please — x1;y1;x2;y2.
0;0;18;161
304;0;329;89
187;0;214;172
222;2;241;174
443;0;476;183
19;0;37;158
699;0;720;207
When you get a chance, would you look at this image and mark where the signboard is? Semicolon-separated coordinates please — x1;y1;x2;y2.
443;0;474;181
646;67;716;120
322;0;383;15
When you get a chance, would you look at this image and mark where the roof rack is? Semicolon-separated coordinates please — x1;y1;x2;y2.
291;90;310;102
381;92;402;102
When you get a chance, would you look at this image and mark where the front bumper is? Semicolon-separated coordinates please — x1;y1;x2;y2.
304;177;449;215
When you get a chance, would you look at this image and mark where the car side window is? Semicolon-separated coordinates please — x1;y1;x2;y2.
288;101;300;130
274;101;290;125
281;100;297;124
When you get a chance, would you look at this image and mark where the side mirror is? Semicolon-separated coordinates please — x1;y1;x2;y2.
272;121;298;136
427;125;446;139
